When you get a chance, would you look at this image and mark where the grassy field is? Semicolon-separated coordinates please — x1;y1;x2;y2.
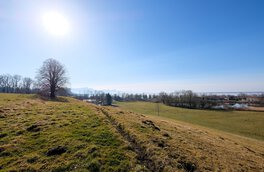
1;94;263;171
0;94;138;171
103;105;264;171
115;101;264;141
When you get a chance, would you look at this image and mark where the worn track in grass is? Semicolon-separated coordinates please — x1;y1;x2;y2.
101;109;161;172
100;108;197;172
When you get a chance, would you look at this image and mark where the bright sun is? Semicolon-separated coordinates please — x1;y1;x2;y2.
42;11;70;36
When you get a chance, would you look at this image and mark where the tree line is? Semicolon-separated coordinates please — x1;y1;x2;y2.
113;91;216;109
158;91;215;109
73;93;113;106
73;92;156;106
75;90;264;109
0;74;34;94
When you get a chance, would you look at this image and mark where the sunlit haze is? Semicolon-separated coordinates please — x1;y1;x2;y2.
42;11;70;36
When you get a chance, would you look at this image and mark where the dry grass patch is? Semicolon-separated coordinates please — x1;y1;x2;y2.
102;106;264;171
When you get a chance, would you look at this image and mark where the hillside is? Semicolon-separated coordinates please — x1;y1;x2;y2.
115;101;264;141
0;94;138;171
0;94;264;171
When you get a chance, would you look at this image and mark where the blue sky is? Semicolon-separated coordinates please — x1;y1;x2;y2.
0;0;264;93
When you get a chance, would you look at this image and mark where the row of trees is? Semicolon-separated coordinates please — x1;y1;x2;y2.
73;89;264;108
74;91;203;108
112;93;157;102
111;91;264;109
0;74;34;94
158;91;215;109
74;93;113;105
110;91;213;109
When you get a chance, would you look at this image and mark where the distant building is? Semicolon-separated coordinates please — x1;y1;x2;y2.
246;96;261;103
83;99;97;104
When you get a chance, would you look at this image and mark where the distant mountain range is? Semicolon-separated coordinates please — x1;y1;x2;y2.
71;87;123;95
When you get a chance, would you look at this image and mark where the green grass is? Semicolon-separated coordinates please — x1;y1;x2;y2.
115;101;264;141
0;94;137;171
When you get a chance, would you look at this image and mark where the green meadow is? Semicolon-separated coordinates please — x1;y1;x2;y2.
1;94;263;171
115;101;264;141
0;94;137;171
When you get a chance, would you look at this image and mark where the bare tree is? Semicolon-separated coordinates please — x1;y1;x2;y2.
0;74;12;93
22;77;33;94
36;58;68;99
12;75;21;93
260;94;264;106
0;75;4;92
0;74;34;93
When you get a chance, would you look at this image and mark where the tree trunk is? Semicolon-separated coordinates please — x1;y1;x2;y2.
50;85;56;99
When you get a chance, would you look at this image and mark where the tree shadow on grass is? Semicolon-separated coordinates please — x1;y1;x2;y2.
50;97;69;102
33;94;69;102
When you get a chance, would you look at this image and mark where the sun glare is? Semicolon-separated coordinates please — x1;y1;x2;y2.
42;11;70;36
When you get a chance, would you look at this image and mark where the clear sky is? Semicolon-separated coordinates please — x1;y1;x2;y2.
0;0;264;93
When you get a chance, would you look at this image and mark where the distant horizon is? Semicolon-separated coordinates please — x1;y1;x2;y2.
71;87;264;95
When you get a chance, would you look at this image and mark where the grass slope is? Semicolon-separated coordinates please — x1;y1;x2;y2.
102;106;264;171
1;94;263;171
0;94;138;171
115;101;264;140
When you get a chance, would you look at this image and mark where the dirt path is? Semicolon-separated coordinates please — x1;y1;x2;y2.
100;109;164;172
100;107;200;172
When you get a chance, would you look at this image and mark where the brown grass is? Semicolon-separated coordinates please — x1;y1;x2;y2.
1;94;263;171
102;106;264;171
